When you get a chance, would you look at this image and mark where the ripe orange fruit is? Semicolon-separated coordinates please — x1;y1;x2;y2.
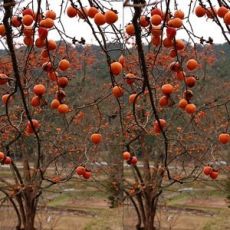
151;15;162;25
4;156;12;165
2;94;12;105
175;39;185;50
118;55;125;67
195;5;206;17
153;119;167;133
76;166;86;175
88;7;98;18
123;151;131;160
48;71;58;81
110;62;122;75
22;8;34;17
105;10;118;24
0;24;6;36
58;77;68;88
58;104;69;113
163;37;173;48
174;10;185;19
206;7;217;19
26;119;40;133
33;84;46;96
140;15;149;27
11;16;22;27
151;26;161;36
45;10;56;20
78;7;88;19
130;156;138;165
210;170;218;180
42;62;53;72
176;71;186;81
38;27;48;39
0;73;8;85
166;27;176;39
112;86;124;98
169;61;181;72
186;59;198;71
67;6;78;17
183;90;193;101
40;18;54;28
23;26;33;36
35;37;45;48
41;49;49;59
185;76;196;87
151;8;163;17
22;14;33;26
217;6;229;18
126;24;135;36
94;12;106;26
0;152;5;160
83;170;91;179
218;133;230;144
31;96;41;107
50;99;60;109
161;84;174;95
169;49;177;58
159;96;169;107
47;39;57;50
224;11;230;25
91;133;102;144
168;18;183;28
59;59;70;71
178;99;188;109
185;103;196;114
23;36;34;46
125;73;135;84
129;94;137;104
151;36;161;46
203;166;213;175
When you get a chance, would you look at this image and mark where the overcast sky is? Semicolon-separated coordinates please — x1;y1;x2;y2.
0;0;228;49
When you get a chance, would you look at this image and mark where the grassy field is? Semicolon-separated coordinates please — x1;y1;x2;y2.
0;165;229;230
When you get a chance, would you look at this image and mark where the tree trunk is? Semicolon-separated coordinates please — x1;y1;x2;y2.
15;187;39;230
144;209;156;230
107;143;124;208
24;203;36;230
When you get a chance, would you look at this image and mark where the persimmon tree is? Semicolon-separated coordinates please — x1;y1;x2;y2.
0;0;230;230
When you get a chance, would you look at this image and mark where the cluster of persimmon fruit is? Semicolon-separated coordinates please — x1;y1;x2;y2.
73;131;102;177
195;4;230;25
0;151;12;165
66;5;118;26
122;151;138;166
0;7;72;112
203;165;219;180
75;165;92;179
159;58;198;116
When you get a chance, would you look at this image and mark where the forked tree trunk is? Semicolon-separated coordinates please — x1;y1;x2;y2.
15;190;38;230
24;199;36;230
144;198;158;230
133;194;158;230
131;134;163;230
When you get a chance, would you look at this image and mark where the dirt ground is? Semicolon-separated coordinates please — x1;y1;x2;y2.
0;167;229;230
1;194;229;230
